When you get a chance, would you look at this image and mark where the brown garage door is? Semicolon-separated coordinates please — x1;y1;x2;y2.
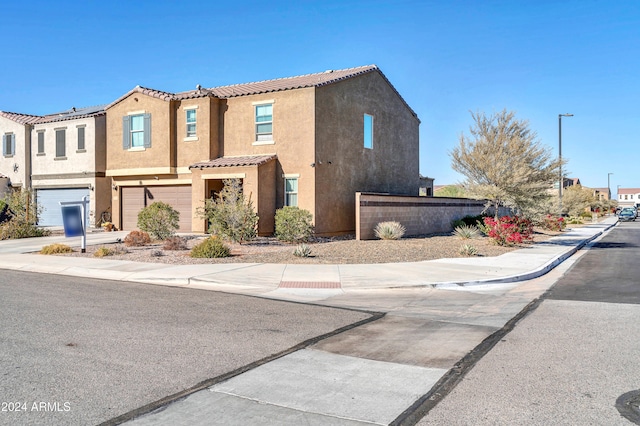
121;185;192;232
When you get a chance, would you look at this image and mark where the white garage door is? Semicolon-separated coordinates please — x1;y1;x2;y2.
36;188;90;227
121;185;192;232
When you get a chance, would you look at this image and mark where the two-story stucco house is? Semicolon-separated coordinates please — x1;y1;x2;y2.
618;187;640;208
0;111;40;191
106;65;420;235
31;105;110;227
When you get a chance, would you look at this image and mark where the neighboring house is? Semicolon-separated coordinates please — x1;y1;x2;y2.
106;65;420;235
618;188;640;208
589;187;610;201
31;105;109;227
0;111;40;190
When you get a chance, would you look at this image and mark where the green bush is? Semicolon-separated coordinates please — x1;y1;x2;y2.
190;237;231;258
199;179;258;244
123;230;152;247
451;214;487;230
137;201;180;240
275;206;314;242
374;221;406;240
40;243;73;255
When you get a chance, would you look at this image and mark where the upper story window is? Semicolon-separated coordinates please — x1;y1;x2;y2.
2;133;15;157
55;129;66;158
186;109;197;138
255;104;273;142
77;126;85;151
37;131;45;154
364;114;373;149
122;113;151;150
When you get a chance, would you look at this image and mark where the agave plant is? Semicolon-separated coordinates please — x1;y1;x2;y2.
453;225;481;239
459;243;478;256
293;243;313;257
374;221;406;240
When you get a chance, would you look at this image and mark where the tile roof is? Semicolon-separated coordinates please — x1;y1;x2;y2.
208;65;378;98
190;155;277;169
618;188;640;194
0;110;42;125
106;65;418;119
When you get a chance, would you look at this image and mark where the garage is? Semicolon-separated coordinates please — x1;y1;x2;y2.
36;188;90;227
121;185;192;232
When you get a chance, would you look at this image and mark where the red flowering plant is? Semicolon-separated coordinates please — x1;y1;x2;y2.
542;214;565;232
483;215;534;246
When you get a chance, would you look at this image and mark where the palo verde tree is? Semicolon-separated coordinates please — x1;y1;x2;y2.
450;109;561;219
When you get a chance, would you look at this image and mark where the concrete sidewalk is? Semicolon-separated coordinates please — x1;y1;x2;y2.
0;217;618;425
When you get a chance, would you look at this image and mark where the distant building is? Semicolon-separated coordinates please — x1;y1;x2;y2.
617;188;640;208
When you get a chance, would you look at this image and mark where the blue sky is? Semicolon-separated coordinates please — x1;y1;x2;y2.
2;1;638;196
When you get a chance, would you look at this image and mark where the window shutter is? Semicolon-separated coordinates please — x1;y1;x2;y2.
122;116;130;149
11;135;15;155
143;113;151;148
2;135;5;156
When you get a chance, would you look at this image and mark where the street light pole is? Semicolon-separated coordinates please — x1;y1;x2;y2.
608;172;613;199
558;113;573;214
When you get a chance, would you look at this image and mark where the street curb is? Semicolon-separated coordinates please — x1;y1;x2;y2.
432;221;617;289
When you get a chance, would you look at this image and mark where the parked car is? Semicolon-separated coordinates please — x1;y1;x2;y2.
618;209;636;221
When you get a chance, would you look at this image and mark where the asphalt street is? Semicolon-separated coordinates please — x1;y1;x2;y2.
0;271;373;426
418;221;640;425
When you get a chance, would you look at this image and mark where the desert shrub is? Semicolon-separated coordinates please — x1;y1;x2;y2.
40;243;73;255
541;214;565;231
275;206;314;243
124;230;152;247
459;244;478;256
579;211;593;219
566;216;583;225
163;236;188;250
137;201;180;240
374;221;406;240
0;189;50;240
199;179;258;244
483;216;533;246
293;243;312;257
0;199;8;223
451;214;487;230
190;237;230;258
453;225;480;239
94;247;114;257
0;220;50;240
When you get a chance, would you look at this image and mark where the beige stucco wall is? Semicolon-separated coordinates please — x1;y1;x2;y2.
106;93;175;173
314;71;420;235
0;116;31;188
356;193;488;240
221;88;317;225
175;97;220;167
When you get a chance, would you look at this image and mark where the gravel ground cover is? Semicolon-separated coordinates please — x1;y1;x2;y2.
60;228;565;265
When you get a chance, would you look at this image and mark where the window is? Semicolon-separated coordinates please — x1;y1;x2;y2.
55;129;66;158
285;177;298;207
122;113;151;149
77;126;85;150
255;104;273;141
186;109;196;137
364;114;373;149
2;133;14;157
37;131;45;154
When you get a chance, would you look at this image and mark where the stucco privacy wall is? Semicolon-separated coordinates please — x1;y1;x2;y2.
356;193;489;240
